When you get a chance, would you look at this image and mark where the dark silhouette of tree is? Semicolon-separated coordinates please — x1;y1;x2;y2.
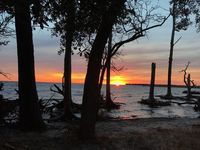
104;32;123;109
14;0;45;130
47;0;77;120
181;62;196;100
105;33;116;109
62;0;76;119
165;0;192;99
98;0;169;109
47;0;113;120
166;1;177;98
80;0;126;140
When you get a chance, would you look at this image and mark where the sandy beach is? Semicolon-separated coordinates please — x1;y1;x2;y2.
1;118;200;150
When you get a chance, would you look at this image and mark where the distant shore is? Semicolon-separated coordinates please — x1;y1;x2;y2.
126;83;200;88
1;81;200;88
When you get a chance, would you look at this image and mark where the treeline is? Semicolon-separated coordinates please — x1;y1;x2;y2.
0;0;200;140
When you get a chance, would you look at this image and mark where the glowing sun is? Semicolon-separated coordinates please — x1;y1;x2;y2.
111;76;126;86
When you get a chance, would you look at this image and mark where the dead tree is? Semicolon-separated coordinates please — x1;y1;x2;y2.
99;0;170;90
165;0;192;99
140;62;170;107
149;63;156;101
181;62;196;100
166;0;183;99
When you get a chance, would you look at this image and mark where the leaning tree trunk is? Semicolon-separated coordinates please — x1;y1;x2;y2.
166;3;176;98
15;0;44;130
63;0;75;119
80;0;125;140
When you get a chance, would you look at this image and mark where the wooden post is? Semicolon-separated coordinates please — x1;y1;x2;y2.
149;62;156;101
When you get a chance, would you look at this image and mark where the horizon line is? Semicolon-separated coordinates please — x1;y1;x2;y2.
1;80;197;87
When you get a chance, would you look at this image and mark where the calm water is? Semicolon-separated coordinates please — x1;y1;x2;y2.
1;81;200;119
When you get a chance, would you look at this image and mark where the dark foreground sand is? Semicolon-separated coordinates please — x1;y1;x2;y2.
1;118;200;150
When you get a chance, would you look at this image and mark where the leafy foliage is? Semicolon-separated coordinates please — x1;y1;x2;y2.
0;0;49;46
172;0;200;32
0;13;14;46
170;0;192;32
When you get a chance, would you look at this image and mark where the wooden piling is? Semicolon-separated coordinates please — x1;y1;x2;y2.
187;73;191;99
149;62;156;101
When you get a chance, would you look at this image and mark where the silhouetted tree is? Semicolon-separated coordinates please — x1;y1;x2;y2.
105;33;115;109
14;0;45;130
98;0;169;108
80;0;126;140
62;0;76;119
104;32;123;109
165;0;192;99
47;0;77;120
181;62;196;100
47;0;113;119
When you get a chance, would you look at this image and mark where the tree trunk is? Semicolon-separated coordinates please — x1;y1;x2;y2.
80;0;125;140
15;0;44;130
106;33;113;108
187;74;191;99
149;63;156;101
166;3;176;98
63;0;75;119
99;60;107;90
63;44;74;119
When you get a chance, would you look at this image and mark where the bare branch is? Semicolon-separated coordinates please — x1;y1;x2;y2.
0;70;11;79
111;14;170;58
173;36;182;46
180;61;190;86
50;84;64;96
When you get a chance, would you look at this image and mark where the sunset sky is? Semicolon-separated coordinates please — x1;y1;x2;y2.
0;1;200;85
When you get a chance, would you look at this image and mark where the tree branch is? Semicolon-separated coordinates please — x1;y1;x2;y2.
173;36;182;46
